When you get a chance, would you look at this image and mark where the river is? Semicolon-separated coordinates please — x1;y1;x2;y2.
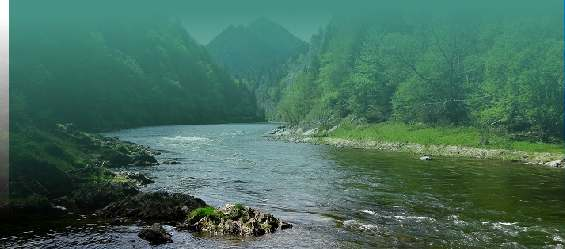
4;124;565;248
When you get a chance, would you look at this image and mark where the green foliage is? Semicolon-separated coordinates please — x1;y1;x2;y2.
275;11;563;142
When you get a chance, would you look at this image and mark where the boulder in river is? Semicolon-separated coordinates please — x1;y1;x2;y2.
182;203;292;236
138;223;172;245
420;155;432;161
268;125;287;135
545;159;564;168
162;159;181;165
115;171;154;185
130;152;159;166
99;191;207;224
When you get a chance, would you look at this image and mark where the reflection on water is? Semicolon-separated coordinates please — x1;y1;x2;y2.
4;124;565;248
328;149;565;248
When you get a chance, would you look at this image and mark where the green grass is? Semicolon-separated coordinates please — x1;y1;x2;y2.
188;206;224;222
234;203;245;210
330;122;564;154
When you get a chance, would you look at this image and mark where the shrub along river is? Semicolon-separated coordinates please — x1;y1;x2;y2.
4;124;565;248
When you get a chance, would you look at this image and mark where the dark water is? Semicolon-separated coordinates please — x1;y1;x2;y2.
4;124;565;248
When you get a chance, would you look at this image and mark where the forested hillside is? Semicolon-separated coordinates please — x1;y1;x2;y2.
11;15;260;131
8;4;261;202
207;18;307;118
275;9;564;142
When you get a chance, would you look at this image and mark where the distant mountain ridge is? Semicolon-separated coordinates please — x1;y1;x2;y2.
207;18;307;80
206;18;308;118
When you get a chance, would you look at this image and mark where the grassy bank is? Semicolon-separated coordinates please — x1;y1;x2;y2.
267;122;564;163
329;123;564;155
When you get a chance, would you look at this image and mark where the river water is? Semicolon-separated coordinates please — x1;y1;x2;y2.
4;124;565;248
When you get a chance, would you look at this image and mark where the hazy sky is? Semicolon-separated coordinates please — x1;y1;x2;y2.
178;1;334;44
14;0;561;45
172;0;561;45
182;12;330;44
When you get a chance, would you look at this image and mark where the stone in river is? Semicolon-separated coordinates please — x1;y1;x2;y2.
138;223;172;245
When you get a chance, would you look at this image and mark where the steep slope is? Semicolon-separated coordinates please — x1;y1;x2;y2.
8;5;262;203
207;18;308;118
11;16;261;131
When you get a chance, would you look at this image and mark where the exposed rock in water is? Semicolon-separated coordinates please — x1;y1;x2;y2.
280;221;293;230
130;152;158;166
99;192;207;224
138;223;172;245
181;203;292;236
115;171;154;185
420;156;432;161
545;159;564;168
268;125;287;135
162;159;181;165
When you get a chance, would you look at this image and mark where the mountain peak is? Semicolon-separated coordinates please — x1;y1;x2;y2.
207;19;307;78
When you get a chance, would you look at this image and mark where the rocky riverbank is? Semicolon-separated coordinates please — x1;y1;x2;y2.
54;123;160;167
268;125;565;167
6;123;160;212
4;123;292;245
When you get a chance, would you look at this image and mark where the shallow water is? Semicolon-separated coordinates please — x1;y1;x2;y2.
4;124;565;248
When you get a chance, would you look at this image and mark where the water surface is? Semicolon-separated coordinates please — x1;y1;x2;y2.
5;124;565;248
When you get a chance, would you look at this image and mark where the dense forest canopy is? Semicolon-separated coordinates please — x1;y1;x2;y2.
10;4;261;131
274;4;564;142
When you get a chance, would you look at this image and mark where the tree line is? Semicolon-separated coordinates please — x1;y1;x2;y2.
275;10;563;142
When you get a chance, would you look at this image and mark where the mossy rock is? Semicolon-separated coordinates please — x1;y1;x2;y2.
184;203;291;236
188;206;224;224
99;192;207;223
